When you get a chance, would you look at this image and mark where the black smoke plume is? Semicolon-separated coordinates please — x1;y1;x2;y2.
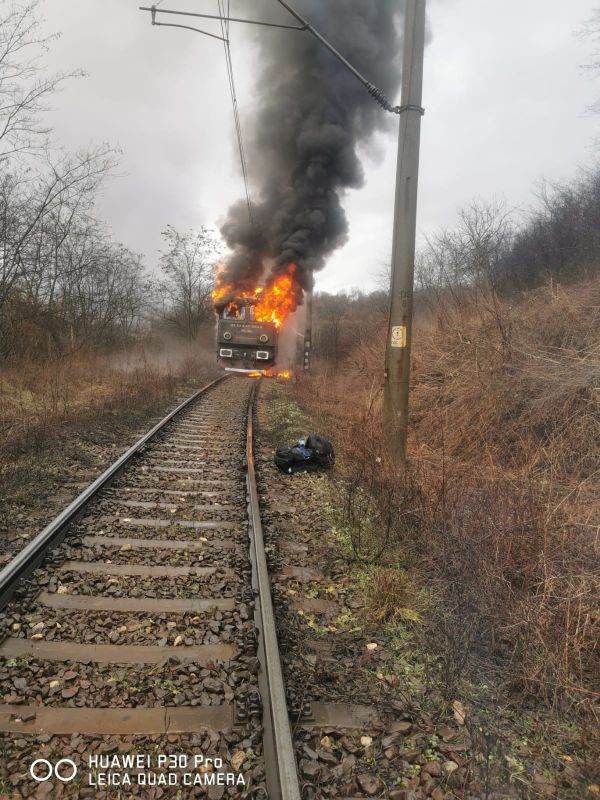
218;1;404;305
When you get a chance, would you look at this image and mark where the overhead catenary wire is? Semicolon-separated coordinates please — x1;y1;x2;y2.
142;1;407;219
217;0;254;226
141;5;407;117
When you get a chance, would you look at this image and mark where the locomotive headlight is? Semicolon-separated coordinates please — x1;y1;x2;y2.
223;331;232;340
259;334;269;343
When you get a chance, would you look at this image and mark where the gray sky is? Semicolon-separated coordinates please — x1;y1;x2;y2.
41;1;598;293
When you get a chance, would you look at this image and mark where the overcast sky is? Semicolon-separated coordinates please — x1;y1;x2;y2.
40;0;598;293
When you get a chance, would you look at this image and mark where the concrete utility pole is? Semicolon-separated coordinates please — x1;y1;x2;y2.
383;0;427;463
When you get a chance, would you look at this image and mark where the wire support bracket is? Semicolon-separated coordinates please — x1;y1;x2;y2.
144;5;306;31
399;104;426;115
366;82;425;116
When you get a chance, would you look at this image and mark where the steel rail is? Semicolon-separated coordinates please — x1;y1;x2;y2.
0;374;302;795
245;381;301;800
0;376;225;610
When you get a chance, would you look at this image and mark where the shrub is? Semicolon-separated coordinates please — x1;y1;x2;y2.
295;277;599;708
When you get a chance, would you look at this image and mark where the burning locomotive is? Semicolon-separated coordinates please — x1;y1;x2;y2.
213;264;298;374
216;296;277;372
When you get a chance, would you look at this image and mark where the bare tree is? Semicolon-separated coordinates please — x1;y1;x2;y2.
0;145;116;309
158;225;220;341
0;0;80;161
0;3;150;360
312;292;348;366
418;198;514;292
50;219;148;345
580;7;600;115
415;198;516;357
499;169;600;289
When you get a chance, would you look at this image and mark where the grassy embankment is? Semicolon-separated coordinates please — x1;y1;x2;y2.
268;277;598;797
1;348;213;455
0;346;216;540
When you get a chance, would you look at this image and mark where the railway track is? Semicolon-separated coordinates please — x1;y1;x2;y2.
0;376;301;799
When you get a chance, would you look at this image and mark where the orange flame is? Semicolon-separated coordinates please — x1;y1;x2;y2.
212;282;261;305
253;266;297;329
211;283;234;304
212;264;298;331
245;368;292;380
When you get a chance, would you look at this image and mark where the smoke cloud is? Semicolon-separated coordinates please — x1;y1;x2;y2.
218;0;404;305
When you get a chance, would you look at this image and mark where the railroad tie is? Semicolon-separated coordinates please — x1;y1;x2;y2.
0;706;235;735
38;591;235;614
95;515;238;530
0;638;236;665
81;535;236;550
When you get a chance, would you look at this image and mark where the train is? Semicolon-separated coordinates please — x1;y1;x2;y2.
216;296;278;373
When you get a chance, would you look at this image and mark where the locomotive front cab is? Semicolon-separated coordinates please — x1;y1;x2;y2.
216;298;278;372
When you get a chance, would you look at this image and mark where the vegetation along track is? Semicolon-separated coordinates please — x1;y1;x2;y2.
0;376;301;799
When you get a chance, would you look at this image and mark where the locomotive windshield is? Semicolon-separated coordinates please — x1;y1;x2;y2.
222;300;257;320
223;302;245;320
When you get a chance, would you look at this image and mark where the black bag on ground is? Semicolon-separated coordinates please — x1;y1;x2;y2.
274;434;334;474
305;434;335;467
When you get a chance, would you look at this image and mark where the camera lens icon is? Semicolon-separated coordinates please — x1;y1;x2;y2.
30;759;78;783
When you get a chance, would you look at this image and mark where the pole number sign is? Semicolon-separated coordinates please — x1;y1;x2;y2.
390;325;407;348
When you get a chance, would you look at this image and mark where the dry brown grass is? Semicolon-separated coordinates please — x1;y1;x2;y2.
296;277;599;709
0;346;213;464
363;567;420;625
